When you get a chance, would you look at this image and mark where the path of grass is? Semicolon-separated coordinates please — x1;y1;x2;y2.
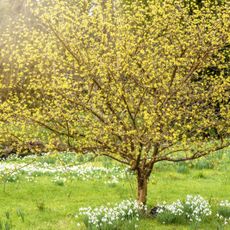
0;151;229;229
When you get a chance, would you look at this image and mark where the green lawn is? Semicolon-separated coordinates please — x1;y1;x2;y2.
0;151;230;230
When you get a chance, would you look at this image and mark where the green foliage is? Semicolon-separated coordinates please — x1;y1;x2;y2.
194;172;207;179
193;160;215;170
0;212;12;230
177;164;190;174
218;206;230;219
36;200;45;212
156;209;186;225
16;209;25;223
39;156;56;165
52;176;65;186
3;173;19;183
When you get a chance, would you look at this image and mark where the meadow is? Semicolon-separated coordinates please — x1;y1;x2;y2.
0;149;230;230
0;1;229;229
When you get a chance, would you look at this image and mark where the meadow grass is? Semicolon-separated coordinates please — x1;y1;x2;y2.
0;150;229;230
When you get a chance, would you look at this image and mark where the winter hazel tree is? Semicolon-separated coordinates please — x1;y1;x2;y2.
0;0;229;204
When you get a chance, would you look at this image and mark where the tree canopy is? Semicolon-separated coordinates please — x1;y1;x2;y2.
0;0;229;203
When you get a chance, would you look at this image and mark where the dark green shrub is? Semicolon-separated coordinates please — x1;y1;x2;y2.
194;160;214;170
177;164;189;174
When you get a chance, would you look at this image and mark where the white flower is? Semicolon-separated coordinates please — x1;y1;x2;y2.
76;199;144;229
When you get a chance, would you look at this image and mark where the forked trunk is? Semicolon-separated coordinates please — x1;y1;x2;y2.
137;170;148;205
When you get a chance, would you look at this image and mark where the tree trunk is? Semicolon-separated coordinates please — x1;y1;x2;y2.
137;170;148;205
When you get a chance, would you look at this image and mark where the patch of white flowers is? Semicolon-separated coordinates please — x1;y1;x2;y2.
220;200;230;207
217;200;230;225
184;195;212;222
104;175;119;185
76;200;146;229
157;195;212;223
0;158;131;184
157;200;184;216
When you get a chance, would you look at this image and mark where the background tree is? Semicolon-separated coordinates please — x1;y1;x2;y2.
0;0;229;204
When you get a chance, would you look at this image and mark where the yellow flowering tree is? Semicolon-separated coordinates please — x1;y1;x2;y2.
0;0;229;203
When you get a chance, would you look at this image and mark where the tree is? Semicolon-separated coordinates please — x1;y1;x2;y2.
0;0;229;204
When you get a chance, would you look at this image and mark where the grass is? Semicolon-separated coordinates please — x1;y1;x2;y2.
0;150;230;230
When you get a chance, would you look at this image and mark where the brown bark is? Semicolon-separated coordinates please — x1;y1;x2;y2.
137;170;148;205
